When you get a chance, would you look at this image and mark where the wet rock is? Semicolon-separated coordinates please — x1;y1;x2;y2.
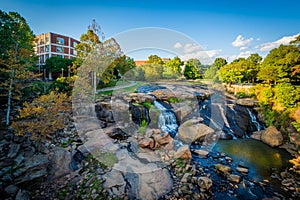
251;130;263;140
7;143;20;158
215;164;232;174
193;149;209;157
236;167;249;174
261;126;283;147
174;145;192;160
197;176;212;190
228;174;242;183
173;103;193;121
181;173;191;183
178;119;214;144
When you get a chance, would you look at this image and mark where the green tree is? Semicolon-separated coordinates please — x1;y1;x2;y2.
147;55;164;65
184;59;202;79
258;45;300;84
113;55;136;76
44;57;74;79
246;53;262;83
214;57;227;69
0;10;37;125
140;63;163;81
163;56;183;79
274;82;300;109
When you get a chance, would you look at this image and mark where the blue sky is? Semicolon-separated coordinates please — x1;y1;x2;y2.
1;0;299;64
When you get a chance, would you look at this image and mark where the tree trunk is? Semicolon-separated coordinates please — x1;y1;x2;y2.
6;69;14;125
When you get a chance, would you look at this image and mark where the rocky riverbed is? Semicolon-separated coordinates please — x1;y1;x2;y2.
1;83;299;199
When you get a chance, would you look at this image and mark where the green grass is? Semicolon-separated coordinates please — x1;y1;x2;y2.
97;81;148;95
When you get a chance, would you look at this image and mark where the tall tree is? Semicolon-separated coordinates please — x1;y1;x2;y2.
146;55;164;65
257;45;300;84
214;57;227;69
0;10;36;125
164;56;183;79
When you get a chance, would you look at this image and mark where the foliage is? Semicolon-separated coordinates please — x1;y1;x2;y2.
167;97;183;103
44;57;75;73
138;119;148;135
112;55;136;76
140;63;163;81
204;64;220;81
146;55;164;65
273;83;300;109
289;155;300;174
184;59;202;79
257;45;300;84
143;101;152;109
11;91;71;141
50;75;77;95
0;10;37;125
236;92;254;99
164;56;183;78
219;65;243;84
214;57;227;69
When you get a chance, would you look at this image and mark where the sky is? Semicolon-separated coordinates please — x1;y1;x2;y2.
1;0;300;64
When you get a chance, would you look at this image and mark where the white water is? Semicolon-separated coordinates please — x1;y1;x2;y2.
246;108;262;131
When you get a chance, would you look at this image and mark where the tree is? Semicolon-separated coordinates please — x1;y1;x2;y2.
0;10;37;125
163;56;183;79
140;63;163;81
11;91;71;140
183;59;202;79
257;45;300;84
112;55;136;76
44;57;75;79
146;55;164;65
219;65;243;84
246;53;262;83
214;57;227;69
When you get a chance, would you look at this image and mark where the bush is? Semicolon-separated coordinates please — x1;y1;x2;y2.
50;76;76;95
11;91;71;141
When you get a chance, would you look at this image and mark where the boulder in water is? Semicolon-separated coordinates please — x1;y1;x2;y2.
215;164;232;174
178;119;214;144
197;176;212;190
261;126;283;147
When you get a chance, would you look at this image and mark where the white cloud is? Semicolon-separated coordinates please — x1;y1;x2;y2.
232;35;253;47
258;33;300;52
240;46;248;51
180;49;222;64
174;42;182;49
184;43;202;53
227;51;253;62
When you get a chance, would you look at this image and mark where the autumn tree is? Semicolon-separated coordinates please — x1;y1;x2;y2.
0;10;37;125
11;91;71;140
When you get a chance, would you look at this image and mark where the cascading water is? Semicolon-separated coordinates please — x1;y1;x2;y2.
154;101;178;138
246;108;263;131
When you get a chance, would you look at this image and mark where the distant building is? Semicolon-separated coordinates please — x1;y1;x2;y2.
134;60;148;66
35;32;80;79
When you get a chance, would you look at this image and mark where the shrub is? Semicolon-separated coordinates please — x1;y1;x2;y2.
11;91;71;141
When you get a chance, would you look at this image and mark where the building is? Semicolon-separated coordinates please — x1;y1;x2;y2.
35;32;80;79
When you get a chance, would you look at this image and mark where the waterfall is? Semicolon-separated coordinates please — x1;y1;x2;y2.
154;101;178;138
246;108;262;131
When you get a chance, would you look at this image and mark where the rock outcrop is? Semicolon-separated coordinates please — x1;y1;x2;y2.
261;126;283;147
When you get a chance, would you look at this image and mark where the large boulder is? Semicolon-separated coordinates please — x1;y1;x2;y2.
129;93;155;104
48;147;72;179
178;119;214;144
236;98;258;107
261;126;283;147
174;145;192;160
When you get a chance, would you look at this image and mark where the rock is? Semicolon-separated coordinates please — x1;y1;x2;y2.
48;147;72;179
103;169;126;196
4;184;19;196
289;132;300;146
215;164;232;174
236;167;249;174
138;138;155;148
181;173;191;183
173;103;193;121
236;98;258;107
152;131;174;149
193;149;209;157
7;143;20;158
197;176;212;190
15;189;31;200
261;126;283;147
228;174;242;183
174;145;192;160
251;130;263;140
178;119;215;144
129;93;155;103
107;128;128;140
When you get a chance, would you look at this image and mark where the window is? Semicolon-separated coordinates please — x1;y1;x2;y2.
40;39;44;45
73;41;77;47
73;50;77;55
39;55;44;64
45;45;49;52
57;37;64;45
45;54;49;60
56;46;63;53
40;46;44;53
45;37;49;43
